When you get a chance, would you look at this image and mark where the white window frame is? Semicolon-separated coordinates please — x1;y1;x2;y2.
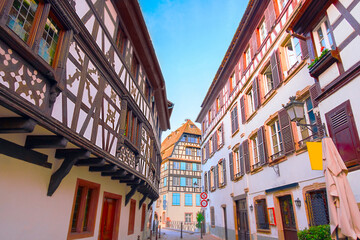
262;64;273;96
312;18;335;56
251;135;259;167
245;47;251;67
247;88;255;115
259;20;267;44
269;119;283;157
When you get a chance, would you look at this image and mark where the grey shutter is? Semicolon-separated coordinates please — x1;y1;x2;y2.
206;141;209;160
270;49;282;89
265;0;276;32
214;132;218;152
239;55;243;80
229;153;234;181
212;134;216;154
240;96;246;124
250;31;258;59
306;33;316;61
214;165;218;189
309;83;321;108
221;123;225;146
253;78;260;110
278;109;295;155
299;38;309;59
219;91;224;108
315;112;324;138
223;159;227;186
208;170;211;190
204;173;207;192
243;140;251;173
258;126;268;165
234;106;239;132
231;109;235;134
239;143;245;176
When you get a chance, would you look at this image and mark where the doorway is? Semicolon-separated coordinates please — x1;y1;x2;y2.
222;205;228;240
99;193;121;240
279;195;298;240
235;199;250;240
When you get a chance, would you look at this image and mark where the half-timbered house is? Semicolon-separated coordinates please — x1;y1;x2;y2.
0;0;172;239
154;119;202;231
196;0;337;239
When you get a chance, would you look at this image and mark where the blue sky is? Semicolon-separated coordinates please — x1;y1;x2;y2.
138;0;247;139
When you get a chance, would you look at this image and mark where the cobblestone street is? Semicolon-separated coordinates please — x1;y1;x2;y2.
151;229;221;240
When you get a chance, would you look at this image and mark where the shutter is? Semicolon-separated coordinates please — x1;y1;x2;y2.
208;170;211;190
212;134;216;154
223;159;227;186
239;143;245;176
299;38;309;60
240;96;246;124
214;165;218;189
221;123;225;146
278;109;295;155
325;100;360;166
234;106;239;132
306;34;316;61
251;31;258;58
202;147;204;164
214;132;218;151
266;0;276;32
253;78;260;110
315;113;324;138
229;153;234;181
309;83;321;108
239;56;243;80
270;49;282;89
265;7;270;33
243;140;251;173
219;91;224;108
231;109;235;134
257;126;268;165
206;141;209;160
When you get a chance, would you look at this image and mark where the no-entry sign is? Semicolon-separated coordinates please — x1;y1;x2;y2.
200;192;207;199
200;200;208;207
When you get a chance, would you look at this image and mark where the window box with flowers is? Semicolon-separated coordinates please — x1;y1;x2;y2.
308;47;341;78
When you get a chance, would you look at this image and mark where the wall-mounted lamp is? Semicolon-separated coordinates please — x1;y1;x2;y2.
249;204;253;211
295;198;301;208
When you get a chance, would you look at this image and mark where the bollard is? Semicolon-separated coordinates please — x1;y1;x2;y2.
155;226;158;240
180;222;183;239
200;222;203;239
159;225;161;239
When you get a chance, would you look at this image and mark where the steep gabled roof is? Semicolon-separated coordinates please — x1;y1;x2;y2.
161;119;201;160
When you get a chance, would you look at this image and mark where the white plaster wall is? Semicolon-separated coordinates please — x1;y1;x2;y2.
318;63;340;89
339;36;360;71
0;151;151;240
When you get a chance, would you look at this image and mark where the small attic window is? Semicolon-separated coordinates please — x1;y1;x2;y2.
190;125;195;128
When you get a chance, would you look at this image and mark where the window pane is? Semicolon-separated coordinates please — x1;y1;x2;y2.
7;0;39;42
82;188;92;231
71;186;83;232
38;16;61;66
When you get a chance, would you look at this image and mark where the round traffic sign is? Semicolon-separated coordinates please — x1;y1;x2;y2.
200;192;208;199
200;200;208;207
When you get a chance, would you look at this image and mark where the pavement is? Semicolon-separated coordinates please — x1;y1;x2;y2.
150;228;221;240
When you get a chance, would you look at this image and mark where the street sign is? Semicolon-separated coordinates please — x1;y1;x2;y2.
200;200;208;207
200;192;207;199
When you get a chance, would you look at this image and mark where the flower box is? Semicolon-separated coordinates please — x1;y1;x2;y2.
308;49;341;78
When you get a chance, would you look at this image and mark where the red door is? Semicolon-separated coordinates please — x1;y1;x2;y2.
100;198;116;240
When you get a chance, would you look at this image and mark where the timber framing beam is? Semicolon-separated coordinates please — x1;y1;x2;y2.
139;193;148;209
0;117;36;133
75;158;106;166
48;149;90;196
125;185;139;206
0;137;51;168
147;199;154;210
25;135;68;149
102;169;127;177
89;164;118;172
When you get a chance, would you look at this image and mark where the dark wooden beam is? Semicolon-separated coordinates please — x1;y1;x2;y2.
102;169;127;177
0;138;51;168
125;180;144;206
118;174;135;182
125;178;141;185
25;135;68;149
48;149;90;196
75;158;106;166
55;149;90;159
139;193;148;209
89;164;118;172
147;199;154;210
0;117;36;133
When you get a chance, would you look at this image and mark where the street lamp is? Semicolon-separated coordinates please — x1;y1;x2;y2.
283;96;326;137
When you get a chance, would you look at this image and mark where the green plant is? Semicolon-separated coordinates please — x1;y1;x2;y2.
297;224;331;240
196;212;205;229
308;48;329;69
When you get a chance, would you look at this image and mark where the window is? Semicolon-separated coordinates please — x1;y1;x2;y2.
262;64;274;96
180;177;186;187
231;105;239;134
312;19;335;56
196;194;201;206
192;163;200;171
217;125;223;148
269;119;283;160
210;168;215;190
192;178;198;187
284;37;302;70
305;189;329;226
131;56;139;79
216;97;220;112
69;179;100;238
185;194;192;206
172;193;180;206
164;162;168;171
233;150;242;177
209;137;213;155
250;135;259;169
186;177;192;187
197;149;201;157
230;72;236;92
173;177;180;186
116;26;127;55
6;0;64;67
247;88;255;115
144;80;151;103
255;199;270;230
186;147;199;157
186;148;191;156
125;109;140;146
185;213;192;223
128;199;136;235
163;177;167;187
277;0;289;12
245;47;251;67
210;207;215;227
218;159;226;186
258;20;267;44
180;162;186;170
297;97;318;148
173;161;179;169
208;110;212;123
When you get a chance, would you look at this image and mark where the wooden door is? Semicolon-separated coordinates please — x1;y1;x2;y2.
100;197;116;240
279;195;298;240
236;199;250;240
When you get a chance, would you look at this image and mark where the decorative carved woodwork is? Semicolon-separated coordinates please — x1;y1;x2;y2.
0;117;36;133
25;135;68;149
0;137;51;168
